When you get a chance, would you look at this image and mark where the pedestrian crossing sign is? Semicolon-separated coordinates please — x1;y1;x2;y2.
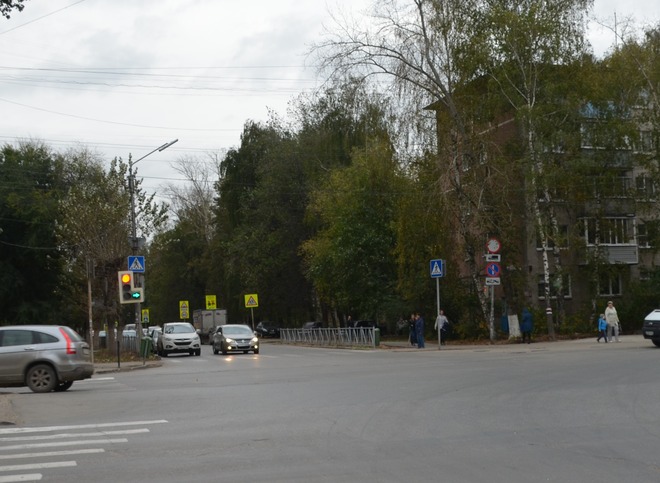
430;259;445;278
244;294;259;308
128;256;145;273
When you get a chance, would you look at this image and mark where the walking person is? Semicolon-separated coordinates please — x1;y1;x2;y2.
605;301;620;342
597;313;608;343
415;312;425;349
434;310;449;346
520;307;533;344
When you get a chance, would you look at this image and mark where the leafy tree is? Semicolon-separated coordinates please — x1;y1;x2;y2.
0;141;67;325
1;0;27;19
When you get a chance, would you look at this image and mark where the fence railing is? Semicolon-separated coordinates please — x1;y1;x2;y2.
280;327;378;348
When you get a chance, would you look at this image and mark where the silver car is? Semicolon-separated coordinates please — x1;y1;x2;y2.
212;324;259;355
157;322;201;357
0;325;94;393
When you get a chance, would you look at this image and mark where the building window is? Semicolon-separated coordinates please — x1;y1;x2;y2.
636;175;657;199
536;225;569;250
599;273;622;296
638;220;659;249
537;273;572;299
581;217;635;246
635;130;654;153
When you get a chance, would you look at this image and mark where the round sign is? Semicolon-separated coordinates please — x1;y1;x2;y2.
486;238;501;254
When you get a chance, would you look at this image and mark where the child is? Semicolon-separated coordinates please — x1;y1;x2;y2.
597;314;608;343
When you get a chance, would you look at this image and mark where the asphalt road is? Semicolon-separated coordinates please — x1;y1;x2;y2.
1;336;659;482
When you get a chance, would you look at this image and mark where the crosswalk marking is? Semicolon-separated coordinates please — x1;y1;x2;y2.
0;419;168;481
0;449;104;460
0;461;76;472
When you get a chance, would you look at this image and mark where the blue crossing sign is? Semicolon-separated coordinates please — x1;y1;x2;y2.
430;259;445;278
128;256;145;273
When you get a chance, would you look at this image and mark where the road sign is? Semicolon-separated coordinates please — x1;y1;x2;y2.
485;254;501;262
485;277;501;286
430;259;445;278
244;294;259;308
179;300;189;320
486;238;501;254
485;262;501;277
206;295;217;310
142;309;150;324
128;256;145;273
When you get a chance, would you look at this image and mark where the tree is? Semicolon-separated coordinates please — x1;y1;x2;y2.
0;141;67;324
1;0;27;19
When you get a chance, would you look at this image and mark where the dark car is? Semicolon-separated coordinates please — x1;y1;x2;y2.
302;321;322;329
212;324;259;355
642;309;660;347
255;321;280;338
0;325;94;393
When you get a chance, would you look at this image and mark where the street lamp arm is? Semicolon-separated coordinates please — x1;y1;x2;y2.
132;138;178;167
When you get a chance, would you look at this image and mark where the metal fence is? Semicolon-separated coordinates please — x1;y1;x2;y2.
280;327;378;348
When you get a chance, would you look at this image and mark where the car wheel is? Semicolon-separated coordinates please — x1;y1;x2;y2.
26;364;57;393
652;339;660;347
54;381;74;392
254;349;259;355
221;343;227;355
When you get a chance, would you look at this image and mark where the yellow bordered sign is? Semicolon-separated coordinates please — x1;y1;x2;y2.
206;295;217;310
244;294;259;308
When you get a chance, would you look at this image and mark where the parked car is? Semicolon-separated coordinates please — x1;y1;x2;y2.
212;324;259;355
122;324;137;338
642;309;660;347
0;325;94;393
302;321;322;329
157;322;201;357
148;326;162;352
255;321;280;338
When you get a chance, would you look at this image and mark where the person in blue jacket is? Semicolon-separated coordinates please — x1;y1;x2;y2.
597;313;608;343
415;312;425;348
520;307;533;344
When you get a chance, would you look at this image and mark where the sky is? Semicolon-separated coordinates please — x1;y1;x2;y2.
0;0;657;200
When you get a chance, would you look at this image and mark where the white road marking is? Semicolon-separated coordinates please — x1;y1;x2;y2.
0;438;128;451
0;420;167;435
82;377;115;382
0;473;42;482
0;461;76;472
0;429;148;443
0;449;104;460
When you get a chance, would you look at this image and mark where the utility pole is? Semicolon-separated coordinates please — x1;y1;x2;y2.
128;139;178;347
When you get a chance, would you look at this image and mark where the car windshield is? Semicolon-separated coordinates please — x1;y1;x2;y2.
223;326;254;337
165;324;195;334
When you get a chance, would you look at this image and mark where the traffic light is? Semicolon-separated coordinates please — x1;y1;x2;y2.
117;270;144;304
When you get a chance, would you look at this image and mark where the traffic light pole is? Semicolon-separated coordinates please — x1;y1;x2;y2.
128;139;178;349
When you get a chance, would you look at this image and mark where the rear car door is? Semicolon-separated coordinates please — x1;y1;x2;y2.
0;329;38;384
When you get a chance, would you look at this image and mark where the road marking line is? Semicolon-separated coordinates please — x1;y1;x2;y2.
83;377;115;382
0;438;128;451
0;461;76;472
0;473;42;482
0;420;167;435
0;428;148;442
0;449;104;460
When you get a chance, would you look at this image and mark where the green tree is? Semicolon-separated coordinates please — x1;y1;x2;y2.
1;0;27;19
0;141;67;324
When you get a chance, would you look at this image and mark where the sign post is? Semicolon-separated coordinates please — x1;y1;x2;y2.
430;259;445;350
244;294;259;329
485;238;501;343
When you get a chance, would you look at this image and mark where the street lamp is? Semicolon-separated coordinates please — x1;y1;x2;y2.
127;139;178;343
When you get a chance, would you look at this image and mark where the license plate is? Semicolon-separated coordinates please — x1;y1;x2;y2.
645;331;655;336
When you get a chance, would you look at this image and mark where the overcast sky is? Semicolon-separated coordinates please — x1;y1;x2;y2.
0;0;656;199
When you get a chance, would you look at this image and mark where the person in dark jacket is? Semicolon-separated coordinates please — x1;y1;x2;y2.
408;314;417;346
521;307;533;344
415;312;425;348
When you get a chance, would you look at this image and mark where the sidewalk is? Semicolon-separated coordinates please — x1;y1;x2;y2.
94;359;163;374
380;334;650;351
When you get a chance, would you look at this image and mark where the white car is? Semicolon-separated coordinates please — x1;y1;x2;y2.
157;322;201;357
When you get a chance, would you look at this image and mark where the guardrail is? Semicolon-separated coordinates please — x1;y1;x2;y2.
280;327;378;348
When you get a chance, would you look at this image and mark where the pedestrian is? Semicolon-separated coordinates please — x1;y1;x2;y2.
434;310;449;345
408;314;417;347
597;313;608;343
520;307;533;344
415;312;425;349
605;301;620;342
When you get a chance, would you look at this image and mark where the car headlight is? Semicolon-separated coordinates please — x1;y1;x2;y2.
225;337;236;344
251;337;258;343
